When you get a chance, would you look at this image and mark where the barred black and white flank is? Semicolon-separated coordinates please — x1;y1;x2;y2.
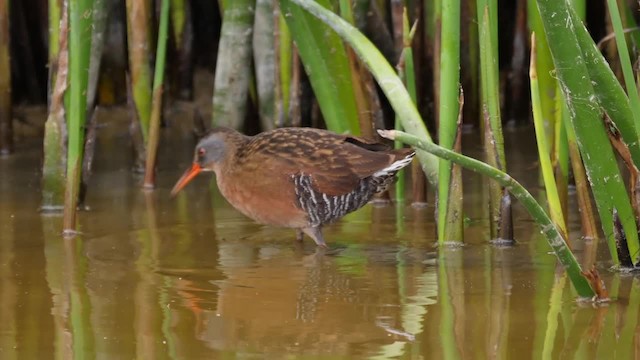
293;152;415;227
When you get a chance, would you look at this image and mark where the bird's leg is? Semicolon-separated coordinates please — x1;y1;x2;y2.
296;229;304;242
302;227;327;248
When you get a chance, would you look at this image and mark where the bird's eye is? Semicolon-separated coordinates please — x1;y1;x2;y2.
197;148;206;157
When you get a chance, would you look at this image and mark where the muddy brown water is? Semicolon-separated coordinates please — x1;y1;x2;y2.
0;107;638;359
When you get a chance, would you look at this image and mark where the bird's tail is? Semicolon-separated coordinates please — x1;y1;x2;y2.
373;150;415;178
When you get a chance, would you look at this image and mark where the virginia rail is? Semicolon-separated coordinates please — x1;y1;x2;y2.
171;127;415;247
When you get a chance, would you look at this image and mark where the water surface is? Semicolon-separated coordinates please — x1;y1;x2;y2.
0;108;638;359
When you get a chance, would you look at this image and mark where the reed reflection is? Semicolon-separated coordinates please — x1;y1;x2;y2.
0;182;18;358
43;216;73;360
155;201;436;358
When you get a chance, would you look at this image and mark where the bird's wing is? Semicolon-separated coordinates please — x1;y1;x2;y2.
237;129;399;196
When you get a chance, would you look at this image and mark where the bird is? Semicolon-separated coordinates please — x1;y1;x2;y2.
171;126;415;247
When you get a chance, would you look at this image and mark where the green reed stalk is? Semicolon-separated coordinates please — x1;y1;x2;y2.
282;0;360;135
170;0;193;99
86;0;107;112
432;0;441;126
350;3;387;137
437;0;463;244
287;49;301;127
394;8;418;203
606;0;640;127
340;0;380;139
620;0;640;53
527;0;557;149
275;7;292;127
570;0;585;18
253;0;275;130
530;33;568;241
553;84;569;223
48;0;61;80
571;10;640;168
126;0;152;141
555;1;596;237
528;4;558;223
380;129;595;298
478;3;511;240
80;0;107;203
285;0;440;185
564;102;598;239
394;124;406;202
171;0;185;47
63;0;94;232
341;0;377;138
570;0;640;248
486;0;497;60
543;0;640;265
143;0;170;189
211;0;255;129
0;0;11;155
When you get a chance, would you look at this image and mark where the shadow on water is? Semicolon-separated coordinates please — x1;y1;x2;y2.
2;109;640;358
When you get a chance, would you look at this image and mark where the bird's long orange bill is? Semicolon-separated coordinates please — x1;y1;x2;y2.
171;163;202;197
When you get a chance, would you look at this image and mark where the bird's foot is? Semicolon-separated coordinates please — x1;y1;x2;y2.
300;227;327;247
314;244;344;256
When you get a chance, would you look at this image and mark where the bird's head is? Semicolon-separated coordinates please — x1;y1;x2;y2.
171;127;241;196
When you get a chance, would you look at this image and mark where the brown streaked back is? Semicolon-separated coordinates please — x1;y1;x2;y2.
228;127;412;196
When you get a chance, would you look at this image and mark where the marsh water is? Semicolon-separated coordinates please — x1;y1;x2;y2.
1;106;639;359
